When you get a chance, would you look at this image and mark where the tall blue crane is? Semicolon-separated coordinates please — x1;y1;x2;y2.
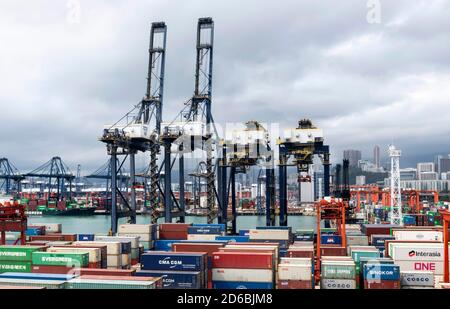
0;158;24;197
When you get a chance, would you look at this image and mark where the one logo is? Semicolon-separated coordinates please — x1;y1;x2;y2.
409;250;416;257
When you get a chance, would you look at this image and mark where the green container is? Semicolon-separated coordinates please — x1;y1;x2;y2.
66;279;157;289
296;229;314;235
0;278;66;289
37;206;47;211
32;252;89;267
0;246;45;261
0;261;32;273
351;250;380;262
321;263;356;279
321;228;337;233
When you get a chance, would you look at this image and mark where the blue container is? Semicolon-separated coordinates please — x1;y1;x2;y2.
135;270;202;289
193;224;226;233
371;235;395;246
294;234;314;242
26;227;43;236
363;264;400;281
78;234;95;241
215;236;249;243
212;281;274;289
0;272;78;281
188;226;222;235
141;252;205;271
403;216;416;225
239;230;250;236
320;235;342;245
279;249;288;257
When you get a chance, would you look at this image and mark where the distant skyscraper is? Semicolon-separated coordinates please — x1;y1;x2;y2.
373;145;380;168
343;149;362;167
434;155;450;175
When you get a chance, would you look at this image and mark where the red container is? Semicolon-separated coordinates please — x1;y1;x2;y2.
27;241;50;246
87;261;101;269
364;280;401;289
159;231;188;240
46;233;77;241
172;243;225;256
211;252;273;269
321;245;346;256
277;280;312;289
288;249;314;259
57;201;66;210
31;265;75;274
30;235;65;241
159;223;191;232
78;268;135;277
131;258;139;265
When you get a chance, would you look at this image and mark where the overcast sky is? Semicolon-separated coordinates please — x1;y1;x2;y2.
1;0;450;174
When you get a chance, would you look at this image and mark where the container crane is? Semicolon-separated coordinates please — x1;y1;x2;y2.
388;145;403;225
100;22;167;233
0;158;24;197
161;17;218;223
277;119;330;226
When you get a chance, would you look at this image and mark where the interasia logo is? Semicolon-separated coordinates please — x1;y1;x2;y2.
408;250;440;258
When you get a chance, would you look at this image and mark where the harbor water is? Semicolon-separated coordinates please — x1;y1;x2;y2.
28;215;318;234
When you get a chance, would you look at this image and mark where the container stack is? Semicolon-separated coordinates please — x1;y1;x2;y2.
158;223;191;240
348;245;380;287
363;263;400;289
320;258;356;289
73;241;122;269
0;246;45;274
287;242;314;259
211;251;274;289
136;251;207;289
31;252;89;272
277;257;313;289
250;227;291;257
118;224;157;251
358;257;394;289
95;236;136;267
370;234;395;257
400;271;435;289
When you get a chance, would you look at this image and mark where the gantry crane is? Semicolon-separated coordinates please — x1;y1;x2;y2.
0;158;24;197
217;121;276;234
388;145;403;225
100;22;167;233
277;119;330;226
25;157;75;202
161;17;218;223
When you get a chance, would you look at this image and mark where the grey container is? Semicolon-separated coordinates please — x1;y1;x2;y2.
321;279;356;289
66;278;157;289
400;271;434;287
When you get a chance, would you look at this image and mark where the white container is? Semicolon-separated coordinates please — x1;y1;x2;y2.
249;229;289;240
47;247;101;263
95;236;139;249
393;230;442;241
278;265;311;281
394;260;450;276
118;224;155;234
74;241;121;255
32;223;62;233
212;268;273;283
187;234;219;241
279;258;311;266
121;253;131;267
400;271;435;287
106;254;122;268
321;279;356;289
346;235;369;246
118;233;152;242
392;245;444;261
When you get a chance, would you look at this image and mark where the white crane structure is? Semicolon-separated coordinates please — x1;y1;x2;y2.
389;144;403;225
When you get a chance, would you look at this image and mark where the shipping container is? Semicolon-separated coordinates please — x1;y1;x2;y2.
30;223;62;233
193;224;226;233
363;264;400;281
215;236;249;243
78;234;95;241
118;233;152;242
212;281;273;289
0;261;31;273
321;246;346;257
320;279;356;289
239;230;250;236
106;255;121;268
320;235;342;245
66;278;158;289
73;241;121;255
249;229;290;240
159;223;192;232
0;272;77;281
212;252;273;269
136;270;202;289
0;246;45;261
277;280;311;289
119;224;157;234
277;264;311;281
141;252;206;272
287;248;314;259
390;244;445;261
364;280;401;289
187;234;218;241
31;265;74;274
321;261;356;279
159;231;188;240
370;235;395;246
394;260;449;275
392;229;442;241
78;268;135;276
400;271;434;287
0;278;66;289
93;236;132;253
188;226;223;235
46;247;101;263
346;235;369;246
212;268;273;283
32;252;89;267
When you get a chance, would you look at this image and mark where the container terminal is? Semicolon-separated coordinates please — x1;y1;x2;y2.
0;17;449;290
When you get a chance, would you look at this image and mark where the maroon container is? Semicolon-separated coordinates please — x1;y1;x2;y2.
211;252;273;269
159;223;191;232
287;249;314;259
78;268;135;276
173;243;225;256
46;233;77;241
159;231;188;240
31;265;75;274
321;245;346;256
364;280;401;289
277;280;312;289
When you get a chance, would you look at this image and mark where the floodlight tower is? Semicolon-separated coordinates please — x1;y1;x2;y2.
389;145;402;225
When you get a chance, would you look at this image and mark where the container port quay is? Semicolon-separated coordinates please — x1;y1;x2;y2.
1;13;450;295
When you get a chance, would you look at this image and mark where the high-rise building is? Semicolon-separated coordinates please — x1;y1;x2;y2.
435;155;450;175
356;175;366;185
373;145;380;168
417;162;434;174
343;149;362;167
